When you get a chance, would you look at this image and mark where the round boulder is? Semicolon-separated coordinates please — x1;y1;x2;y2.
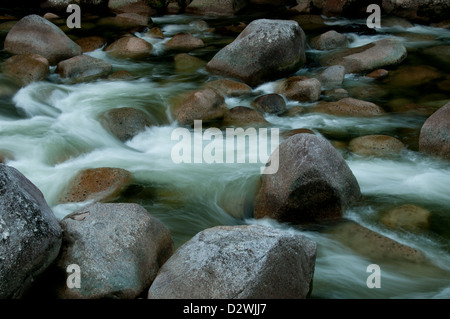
275;76;322;102
252;94;287;115
105;36;153;59
4;14;82;65
148;225;317;299
2;54;49;87
0;164;62;298
348;135;405;157
419;102;450;161
101;107;153;142
54;202;174;299
206;19;307;87
254;134;361;224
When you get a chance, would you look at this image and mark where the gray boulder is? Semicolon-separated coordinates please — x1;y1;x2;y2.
148;225;317;299
54;202;174;299
206;19;306;87
101;107;153;142
0;164;62;298
4;14;82;65
186;0;249;16
253;134;361;224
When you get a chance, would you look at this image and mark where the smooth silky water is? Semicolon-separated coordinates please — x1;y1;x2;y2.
0;12;449;298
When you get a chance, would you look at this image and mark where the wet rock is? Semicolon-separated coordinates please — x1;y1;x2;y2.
0;164;62;298
422;45;450;66
105;36;153;59
320;38;407;74
380;204;431;231
312;98;385;117
381;16;415;28
165;32;205;52
252;94;287;115
2;54;50;87
101;107;153;142
254;134;361;224
281;128;315;139
282;105;305;117
43;12;60;21
388;65;442;88
315;65;345;88
175;88;227;126
109;0;155;17
185;0;249;16
204;78;252;97
146;27;164;39
107;70;134;80
323;88;348;101
4;14;82;65
419;102;450;161
54;202;174;299
366;69;389;80
222;106;268;127
326;221;427;263
59;167;133;203
74;36;107;53
174;53;206;73
348;135;405;157
310;30;348;50
275;76;322;102
206;19;306;87
56;55;112;83
382;0;450;23
148;225;317;299
98;13;150;30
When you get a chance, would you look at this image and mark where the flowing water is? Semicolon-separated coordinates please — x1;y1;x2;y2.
0;11;449;299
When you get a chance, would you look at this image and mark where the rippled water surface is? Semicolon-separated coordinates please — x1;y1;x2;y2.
1;11;449;299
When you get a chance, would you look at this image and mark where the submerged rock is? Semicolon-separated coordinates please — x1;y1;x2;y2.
4;14;82;65
174;53;206;73
101;107;153;142
0;164;62;298
206;19;306;87
2;54;50;87
380;204;431;231
312;98;385;117
419;102;450;161
54;202;174;299
326;221;428;263
320;38;407;74
254;134;361;224
59;167;133;203
348;135;405;157
148;225;317;299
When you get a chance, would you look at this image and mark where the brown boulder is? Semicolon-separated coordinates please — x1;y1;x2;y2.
312;98;385;117
254;134;361;224
252;94;287;115
59;167;133;203
175;88;228;126
348;135;405;157
185;0;249;16
419;102;450;160
275;76;322;102
380;204;431;231
2;54;49;87
56;55;112;83
222;106;268;127
4;14;82;65
105;36;153;59
174;53;206;73
98;12;150;30
74;36;107;53
165;32;205;52
101;107;153;142
204;78;252;97
310;30;348;50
